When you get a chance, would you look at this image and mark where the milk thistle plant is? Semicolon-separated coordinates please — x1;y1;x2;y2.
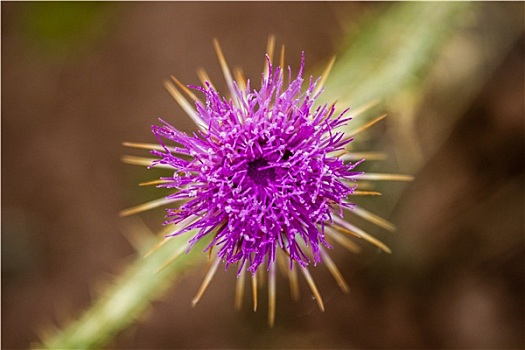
122;38;412;326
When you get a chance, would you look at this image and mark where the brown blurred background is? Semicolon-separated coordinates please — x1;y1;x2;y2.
2;2;523;349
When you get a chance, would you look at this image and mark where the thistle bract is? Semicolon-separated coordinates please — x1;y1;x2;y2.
151;54;362;274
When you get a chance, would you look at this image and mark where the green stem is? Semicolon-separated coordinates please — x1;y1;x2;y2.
323;2;472;117
38;233;206;349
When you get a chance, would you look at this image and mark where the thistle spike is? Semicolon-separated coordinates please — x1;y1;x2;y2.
192;257;221;307
155;241;189;274
325;226;362;254
213;38;235;98
268;263;276;327
349;205;396;232
251;273;258;312
346;99;380;119
340;152;387;161
196;67;216;89
349;190;382;196
346;114;387;138
143;216;199;258
234;268;247;311
264;35;276;79
354;173;414;181
119;197;177;217
320;247;350;293
171;75;199;102
121;155;171;169
279;44;285;69
300;267;325;312
332;216;392;254
138;179;172;187
313;56;336;96
164;80;206;129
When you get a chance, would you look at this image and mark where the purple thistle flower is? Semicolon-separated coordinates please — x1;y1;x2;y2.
121;39;413;326
152;53;361;275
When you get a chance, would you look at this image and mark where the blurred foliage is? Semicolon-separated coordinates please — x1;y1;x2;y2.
324;2;470;110
20;2;114;58
36;2;523;349
327;2;523;173
39;225;206;349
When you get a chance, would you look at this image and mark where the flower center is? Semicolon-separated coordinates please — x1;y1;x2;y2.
247;158;275;186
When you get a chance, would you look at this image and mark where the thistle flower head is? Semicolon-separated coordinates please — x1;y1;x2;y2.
152;53;361;274
122;39;412;326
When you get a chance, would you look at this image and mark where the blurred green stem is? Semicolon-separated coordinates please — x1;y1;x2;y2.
39;223;206;349
327;2;522;172
324;2;470;109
